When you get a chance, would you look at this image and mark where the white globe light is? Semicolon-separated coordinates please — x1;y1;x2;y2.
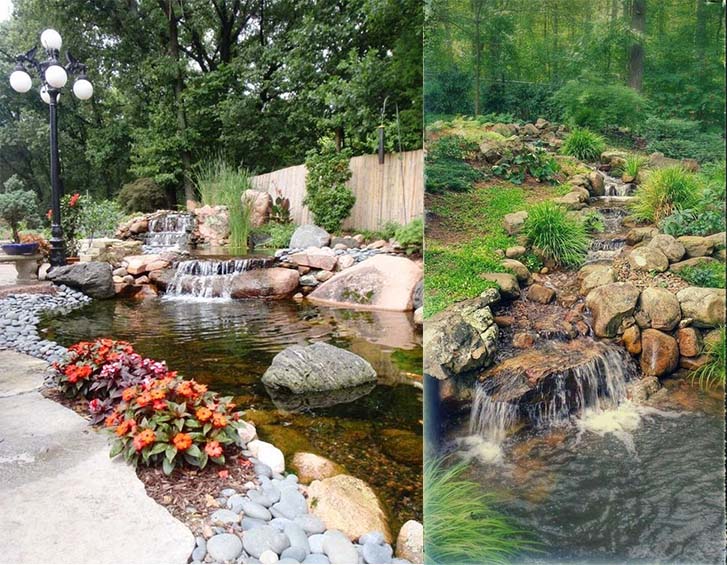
40;29;62;50
9;70;32;93
45;65;68;88
72;78;93;100
40;86;58;104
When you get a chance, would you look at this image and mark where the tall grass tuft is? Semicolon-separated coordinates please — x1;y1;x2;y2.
424;457;536;564
523;201;589;268
195;158;253;252
690;327;726;391
561;128;606;162
620;154;649;179
630;166;701;223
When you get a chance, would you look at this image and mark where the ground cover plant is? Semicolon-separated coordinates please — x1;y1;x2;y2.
491;148;559;184
677;263;725;289
630;166;701;223
560;128;606;162
523;202;589;268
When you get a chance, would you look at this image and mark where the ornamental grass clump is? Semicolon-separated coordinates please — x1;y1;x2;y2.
105;376;241;474
690;327;726;391
561;128;606;162
630;166;701;224
523;201;589;268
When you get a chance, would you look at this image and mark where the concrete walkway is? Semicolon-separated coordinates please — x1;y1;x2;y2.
0;350;195;564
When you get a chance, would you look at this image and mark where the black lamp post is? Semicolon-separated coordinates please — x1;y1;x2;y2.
9;29;93;267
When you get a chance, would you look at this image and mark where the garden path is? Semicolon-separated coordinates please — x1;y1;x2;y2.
0;350;195;564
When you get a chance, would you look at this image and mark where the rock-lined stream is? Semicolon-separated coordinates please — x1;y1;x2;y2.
40;297;423;531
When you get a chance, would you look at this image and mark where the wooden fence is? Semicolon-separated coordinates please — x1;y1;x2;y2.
250;150;423;231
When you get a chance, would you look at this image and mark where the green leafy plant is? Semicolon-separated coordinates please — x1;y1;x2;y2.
491;148;559;184
195;158;253;251
425;457;535;564
252;222;297;249
659;163;725;236
428;135;479;161
304;138;355;233
630;166;701;223
581;210;605;233
79;198;125;240
524;201;589;268
0;176;38;243
117;177;168;214
678;263;725;289
621;154;649;180
561;128;606;162
553;81;647;131
394;217;423;254
639;117;724;163
270;188;292;224
426;159;483;193
690;327;726;390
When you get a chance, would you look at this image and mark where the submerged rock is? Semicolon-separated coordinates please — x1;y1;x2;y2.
291;453;344;484
262;342;377;393
265;383;376;411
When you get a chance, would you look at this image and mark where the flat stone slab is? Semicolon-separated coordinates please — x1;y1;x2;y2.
0;351;195;563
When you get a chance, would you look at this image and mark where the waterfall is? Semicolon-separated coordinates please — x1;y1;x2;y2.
165;257;274;299
143;213;194;253
585;207;628;263
598;171;635;199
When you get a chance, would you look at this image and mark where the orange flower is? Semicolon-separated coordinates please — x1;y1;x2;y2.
195;407;213;422
193;382;208;395
132;429;156;451
218;470;229;479
175;381;195;398
172;433;193;451
136;392;152;407
105;412;122;427
122;387;138;402
204;441;223;458
115;419;136;437
69;193;80;207
150;388;166;401
212;413;228;428
46;209;53;220
152;399;167;411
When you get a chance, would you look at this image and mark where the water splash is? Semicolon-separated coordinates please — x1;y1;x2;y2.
143;213;194;253
165;258;274;299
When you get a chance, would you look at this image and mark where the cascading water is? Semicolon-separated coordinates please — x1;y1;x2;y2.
165;257;274;299
585;206;629;263
598;170;635;199
143;213;194;253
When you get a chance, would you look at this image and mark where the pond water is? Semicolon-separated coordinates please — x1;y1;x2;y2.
41;296;423;531
449;386;725;564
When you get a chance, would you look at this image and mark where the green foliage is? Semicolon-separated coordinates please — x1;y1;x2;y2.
428;135;479;161
581;210;605;234
561;128;606;162
194;159;253;251
622;154;649;179
639;117;725;163
360;221;401;243
491;148;559;184
524;202;589;268
425;159;482;194
394;218;423;254
678;263;725;289
79;199;125;240
304;139;355;233
690;327;726;391
553;81;647;131
118;178;168;214
630;166;701;223
0;175;37;242
424;457;534;564
252;222;297;249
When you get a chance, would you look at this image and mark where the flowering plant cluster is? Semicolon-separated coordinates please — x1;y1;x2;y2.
105;376;241;474
47;193;83;255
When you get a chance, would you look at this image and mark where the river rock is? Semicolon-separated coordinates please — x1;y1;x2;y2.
291;453;344;484
552;192;586;210
625;227;659;245
321;531;360;565
229;268;300;299
262;342;376;393
46;262;114;299
676;287;726;328
622;324;642;355
638;287;681;331
307;255;422;311
588;171;605;196
290;225;331;249
628;247;669;272
242;525;291;559
289;248;338;271
586;283;641;337
669;256;719;273
207;533;244;562
676;327;701;357
480;273;520;299
307;475;391;543
677;236;714;258
505;246;526;258
395;521;422;564
248;440;285;474
648;234;685;263
501;259;531;284
245;189;273;227
423;290;500;380
640;329;679;377
503;211;528;235
527;283;555;304
703;328;723;349
601;150;627;167
579;265;615;295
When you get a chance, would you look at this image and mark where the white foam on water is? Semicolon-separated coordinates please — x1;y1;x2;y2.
457;435;506;466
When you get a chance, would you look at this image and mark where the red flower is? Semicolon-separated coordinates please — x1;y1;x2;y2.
133;429;156;451
68;193;80;207
218;470;229;479
152;399;167;411
204;441;223;458
46;209;53;220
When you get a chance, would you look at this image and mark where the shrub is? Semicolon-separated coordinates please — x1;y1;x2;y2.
553;80;647;131
678;263;725;289
304;138;355;233
426;159;482;193
252;222;297;249
690;327;726;391
630;166;701;223
105;376;241;474
561;128;606;162
78;198;125;240
428;135;479;161
524;201;589;268
195;159;253;251
491;148;559;184
118;177;168;214
621;154;649;179
424;457;534;564
58;193;84;256
639;117;724;163
0;175;37;243
394;218;423;254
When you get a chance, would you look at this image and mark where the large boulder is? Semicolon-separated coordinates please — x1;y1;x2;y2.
587;171;605;196
676;327;702;358
552;192;586;210
501;259;531;284
47;262;114;299
640;329;679;377
193;205;230;246
638;287;681;331
424;290;499;380
307;255;422;312
480;272;520;299
578;264;615;295
288;247;338;271
669;256;719;273
290;224;331;249
291;452;344;484
648;234;685;263
307;475;391;543
625;227;659;245
677;236;714;258
244;189;273;227
628;247;669;272
261;342;376;393
228;267;299;299
676;287;726;328
586;283;641;337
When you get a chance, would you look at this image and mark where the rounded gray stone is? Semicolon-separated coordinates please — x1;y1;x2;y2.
207;533;244;562
294;515;326;535
211;508;241;525
362;542;392;564
242;525;291;559
242;500;273;521
302;556;330;565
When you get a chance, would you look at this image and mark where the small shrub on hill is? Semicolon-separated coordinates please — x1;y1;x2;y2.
553;81;647;131
630;166;701;223
561;128;606;162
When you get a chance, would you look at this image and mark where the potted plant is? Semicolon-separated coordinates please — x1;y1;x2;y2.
0;175;39;255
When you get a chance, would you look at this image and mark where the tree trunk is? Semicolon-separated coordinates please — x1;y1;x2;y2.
628;0;646;91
